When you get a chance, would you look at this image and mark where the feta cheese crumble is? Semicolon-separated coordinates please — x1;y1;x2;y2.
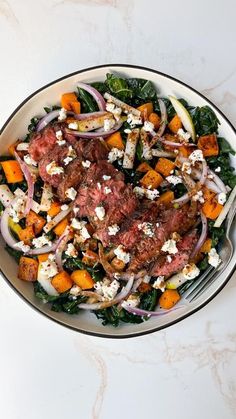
133;186;159;201
14;241;30;253
192;190;205;203
69;285;81;296
23;154;37;166
68;122;78;130
46;161;64;176
108;224;120;236
177;128;191;142
63;146;77;166
166;175;182;185
127;113;142;128
58;107;67;121
32;234;52;249
94;279;120;301
108;147;124;163
41;258;58;278
138;222;154;237
104;118;116;132
167;255;172;263
124;128;132;134
153;276;166;292
65;243;78;258
161;239;178;254
71;219;91;241
82;160;91;168
218;192;226;205
114;245;130;264
104;186;112;194
143;120;154;133
102;175;111;181
189;149;204;163
55;130;65;145
106;103;122;121
182;263;200;279
125;294;140;308
65;187;77;201
208;248;221;267
95;206;105;220
215;166;221;173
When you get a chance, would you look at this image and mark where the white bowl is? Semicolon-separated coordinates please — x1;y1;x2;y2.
0;64;235;338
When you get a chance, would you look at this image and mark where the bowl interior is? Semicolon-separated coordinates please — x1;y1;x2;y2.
0;65;235;337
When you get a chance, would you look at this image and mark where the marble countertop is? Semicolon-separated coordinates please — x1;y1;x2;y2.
0;1;235;418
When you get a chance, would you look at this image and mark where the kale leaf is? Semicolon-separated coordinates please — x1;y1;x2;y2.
191;105;220;136
63;255;105;281
218;137;235;155
77;87;98;113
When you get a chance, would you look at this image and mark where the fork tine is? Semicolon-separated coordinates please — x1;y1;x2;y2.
181;266;213;299
185;268;218;302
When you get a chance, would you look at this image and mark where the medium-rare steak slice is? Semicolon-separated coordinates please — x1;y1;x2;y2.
72;138;109;162
38;144;70;187
57;159;86;202
150;229;198;277
29;126;59;162
128;204;197;272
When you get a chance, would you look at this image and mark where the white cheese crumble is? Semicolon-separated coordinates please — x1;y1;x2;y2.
161;239;178;254
69;285;81;296
166;175;182;185
208;248;221;268
94;279;120;301
218;192;226;205
133;186;159;201
103;175;111;181
182;263;200;279
14;241;30;253
9;197;25;222
104;186;112;195
58;107;67;121
55;130;65;145
46;215;52;222
127;113;142;128
108;224;120;236
181;161;192;174
82;160;91;168
95;206;105;220
71;219;91;241
125;294;140;308
167;255;172;263
106;103;122;121
137;222;154;237
97;182;101;190
192;190;205;203
143;120;155;133
104;118;116;132
114;245;130;264
46;161;64;176
215;166;221;173
153;276;166;292
61;204;69;211
32;234;52;249
143;275;151;283
124;128;132;134
65;243;78;258
63;146;77;166
23;154;37;166
108;147;124;163
177;128;191;142
41;258;58;278
189;149;204;163
68;122;78;130
16;142;29;151
65;187;77;201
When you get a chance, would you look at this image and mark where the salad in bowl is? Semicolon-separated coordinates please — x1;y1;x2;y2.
0;71;235;328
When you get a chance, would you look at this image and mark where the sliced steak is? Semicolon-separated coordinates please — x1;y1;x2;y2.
150;230;198;277
74;138;109;162
29;126;58;162
57;159;86;202
82;161;124;186
109;202;160;250
128;204;197;272
94;185;139;245
38;144;70;187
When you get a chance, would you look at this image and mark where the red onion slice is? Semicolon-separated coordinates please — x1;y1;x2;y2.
191;211;208;258
36;110;61;132
208;169;227;194
14;152;34;216
78;274;134;310
122;303;184;317
65;120;123;139
77;82;106;111
199;159;208;186
0;201;18;248
55;227;71;271
26;241;58;256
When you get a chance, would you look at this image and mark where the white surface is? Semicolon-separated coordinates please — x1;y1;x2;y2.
0;0;236;418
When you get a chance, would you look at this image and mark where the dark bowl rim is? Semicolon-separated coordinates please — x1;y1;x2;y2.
0;63;235;339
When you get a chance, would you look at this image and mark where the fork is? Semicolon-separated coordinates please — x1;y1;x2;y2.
181;201;236;303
